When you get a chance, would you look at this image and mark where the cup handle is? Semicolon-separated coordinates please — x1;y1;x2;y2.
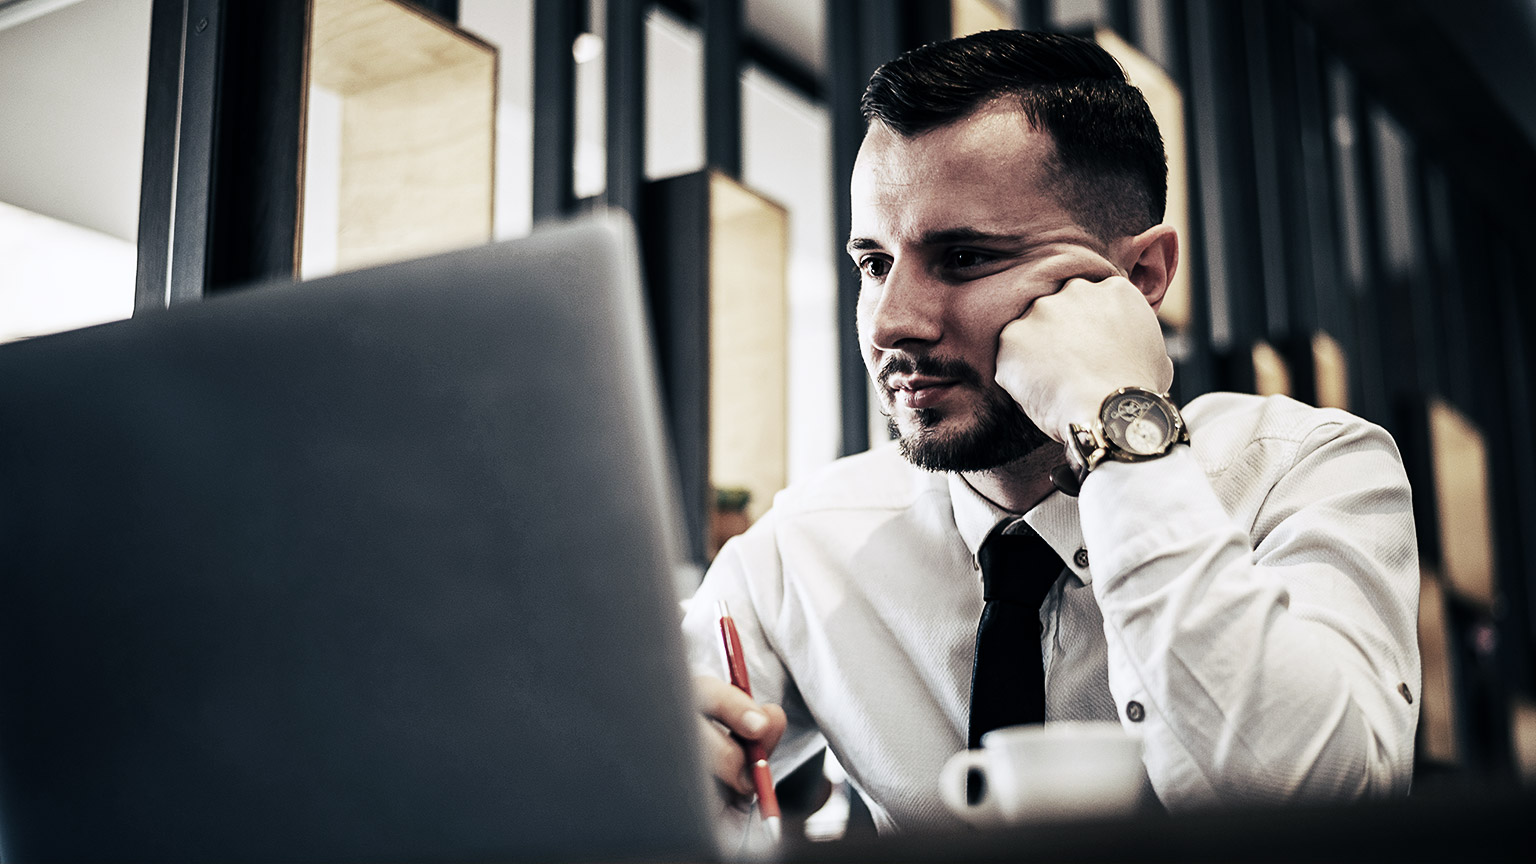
939;749;1001;824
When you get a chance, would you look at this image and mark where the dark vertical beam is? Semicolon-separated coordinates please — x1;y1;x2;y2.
1446;209;1520;779
1185;0;1262;394
1344;93;1390;429
1490;235;1536;704
1106;0;1137;43
134;0;224;310
640;173;713;564
134;0;189;312
1019;0;1048;30
167;0;223;304
1324;60;1385;425
1423;167;1472;404
1451;198;1536;751
605;0;646;217
830;2;897;456
906;0;951;46
1261;3;1320;403
532;0;580;221
830;2;868;456
206;0;309;293
1292;17;1344;359
703;0;742;176
1241;0;1291;346
1162;0;1214;403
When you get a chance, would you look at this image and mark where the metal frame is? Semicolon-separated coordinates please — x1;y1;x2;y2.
206;0;309;293
605;0;646;216
532;0;580;221
702;0;742;176
653;0;824;102
1185;0;1263;395
639;171;713;564
135;0;224;310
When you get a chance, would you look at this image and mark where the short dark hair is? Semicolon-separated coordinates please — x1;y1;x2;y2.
861;30;1167;240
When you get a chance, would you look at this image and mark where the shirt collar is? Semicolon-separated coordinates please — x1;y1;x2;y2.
946;472;1093;585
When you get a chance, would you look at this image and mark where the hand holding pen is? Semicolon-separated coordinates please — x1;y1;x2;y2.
704;600;786;841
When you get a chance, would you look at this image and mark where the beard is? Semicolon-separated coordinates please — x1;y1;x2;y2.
877;354;1053;473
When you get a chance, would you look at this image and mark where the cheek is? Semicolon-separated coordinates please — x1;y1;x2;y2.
946;303;1015;370
854;291;879;350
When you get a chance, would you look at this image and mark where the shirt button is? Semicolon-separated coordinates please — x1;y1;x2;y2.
1398;682;1413;704
1125;701;1145;723
1073;547;1089;568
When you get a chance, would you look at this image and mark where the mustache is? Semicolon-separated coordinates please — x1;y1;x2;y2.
877;354;985;390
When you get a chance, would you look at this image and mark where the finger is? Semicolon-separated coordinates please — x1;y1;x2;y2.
1060;272;1130;294
693;674;776;742
755;702;788;755
698;716;755;796
1036;248;1118;290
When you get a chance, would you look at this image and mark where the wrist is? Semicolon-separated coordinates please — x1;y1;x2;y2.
1062;386;1188;487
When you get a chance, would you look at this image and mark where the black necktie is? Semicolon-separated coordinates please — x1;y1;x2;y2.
967;521;1066;749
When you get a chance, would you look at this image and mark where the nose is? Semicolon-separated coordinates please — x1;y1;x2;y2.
864;260;944;351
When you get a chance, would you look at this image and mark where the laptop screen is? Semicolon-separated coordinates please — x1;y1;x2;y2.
0;215;717;861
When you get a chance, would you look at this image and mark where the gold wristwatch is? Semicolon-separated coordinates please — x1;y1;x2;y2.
1062;387;1189;487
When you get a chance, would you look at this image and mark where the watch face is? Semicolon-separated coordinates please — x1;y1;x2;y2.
1102;392;1174;456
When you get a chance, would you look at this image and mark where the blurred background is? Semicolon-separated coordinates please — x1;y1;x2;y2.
1;0;1533;835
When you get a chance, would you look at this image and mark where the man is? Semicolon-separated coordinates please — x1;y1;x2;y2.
683;30;1420;833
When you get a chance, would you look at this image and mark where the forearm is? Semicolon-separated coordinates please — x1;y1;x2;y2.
1080;441;1419;809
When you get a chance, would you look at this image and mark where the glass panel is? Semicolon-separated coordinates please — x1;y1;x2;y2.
741;66;840;480
460;0;535;241
1135;0;1173;71
744;0;825;76
645;6;705;181
573;7;605;199
0;0;151;342
1049;0;1107;30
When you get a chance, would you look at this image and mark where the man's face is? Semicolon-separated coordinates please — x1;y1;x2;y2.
849;102;1119;472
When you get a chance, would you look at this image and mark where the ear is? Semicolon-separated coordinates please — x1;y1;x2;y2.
1117;224;1179;311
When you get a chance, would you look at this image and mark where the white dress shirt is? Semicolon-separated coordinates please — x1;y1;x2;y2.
682;392;1420;833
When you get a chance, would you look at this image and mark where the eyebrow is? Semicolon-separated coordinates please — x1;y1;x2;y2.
845;227;1025;256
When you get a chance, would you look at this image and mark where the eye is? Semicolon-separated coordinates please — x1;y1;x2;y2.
945;249;995;270
857;256;892;280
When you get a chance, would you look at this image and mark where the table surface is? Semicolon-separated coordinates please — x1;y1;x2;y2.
779;787;1536;863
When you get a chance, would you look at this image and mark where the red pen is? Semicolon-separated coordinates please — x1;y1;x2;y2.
716;600;782;841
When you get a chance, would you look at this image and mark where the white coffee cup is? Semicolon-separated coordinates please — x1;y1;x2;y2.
938;721;1146;826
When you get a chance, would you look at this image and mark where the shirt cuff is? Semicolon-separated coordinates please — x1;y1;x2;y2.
1075;445;1239;583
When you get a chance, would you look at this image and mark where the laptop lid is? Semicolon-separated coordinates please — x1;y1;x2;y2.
0;215;716;861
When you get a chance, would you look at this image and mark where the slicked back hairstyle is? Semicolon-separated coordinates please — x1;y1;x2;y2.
861;30;1167;241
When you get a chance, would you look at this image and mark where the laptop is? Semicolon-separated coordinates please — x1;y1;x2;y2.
0;215;717;861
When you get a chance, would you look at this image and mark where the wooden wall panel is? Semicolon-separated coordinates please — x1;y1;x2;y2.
1418;569;1460;764
1429;398;1496;607
336;60;494;271
708;174;789;523
305;0;495;275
